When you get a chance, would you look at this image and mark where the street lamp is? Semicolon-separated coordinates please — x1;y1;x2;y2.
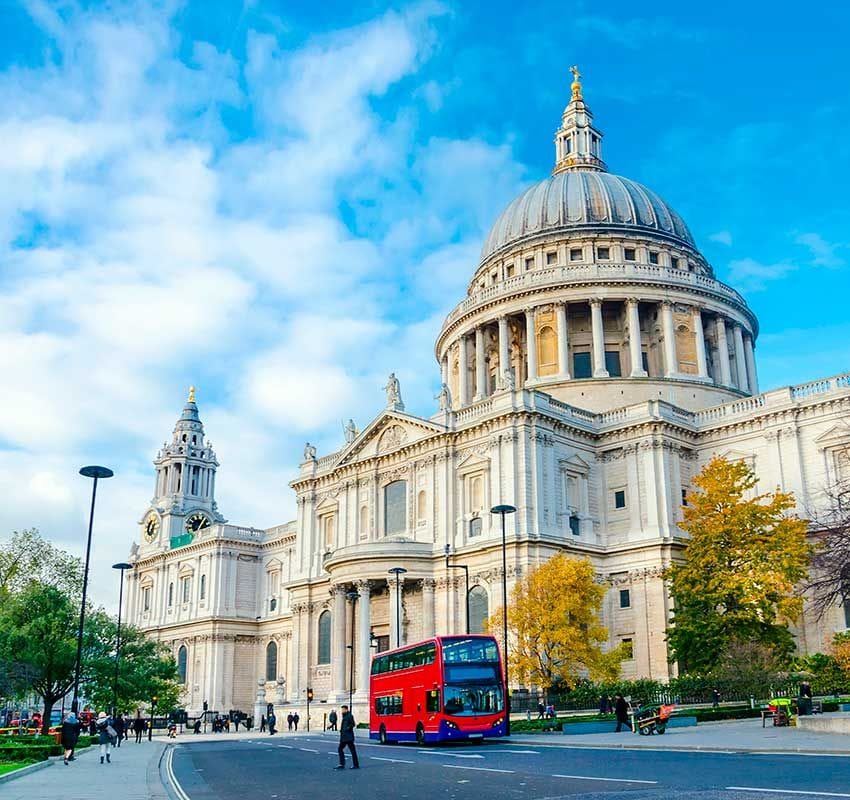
346;588;359;708
149;694;158;741
112;562;133;718
444;545;470;634
387;567;407;648
490;503;516;736
72;465;114;713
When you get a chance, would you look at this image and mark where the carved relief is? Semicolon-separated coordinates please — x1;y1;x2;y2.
378;425;408;454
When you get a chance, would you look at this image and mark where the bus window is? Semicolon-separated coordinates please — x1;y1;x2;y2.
441;637;499;664
443;685;503;716
375;694;403;715
426;690;440;713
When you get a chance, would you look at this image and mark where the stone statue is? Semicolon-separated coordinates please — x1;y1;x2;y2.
344;419;358;444
435;382;452;412
383;372;405;411
303;442;316;461
502;369;516;391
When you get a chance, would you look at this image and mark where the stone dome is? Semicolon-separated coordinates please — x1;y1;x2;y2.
481;170;695;263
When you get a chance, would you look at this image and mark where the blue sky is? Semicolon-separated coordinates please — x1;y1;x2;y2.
0;0;848;607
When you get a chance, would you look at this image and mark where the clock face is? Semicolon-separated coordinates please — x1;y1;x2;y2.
144;515;159;542
186;512;211;534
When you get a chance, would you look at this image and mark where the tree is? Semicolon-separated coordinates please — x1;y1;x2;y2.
711;639;783;700
487;553;624;691
0;528;83;597
833;632;850;681
804;477;850;618
667;457;811;673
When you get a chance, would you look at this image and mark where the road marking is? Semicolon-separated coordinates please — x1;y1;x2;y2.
371;756;415;764
417;750;483;759
442;764;514;774
552;774;658;785
277;745;293;749
727;788;850;798
500;749;539;754
299;747;319;753
164;747;192;800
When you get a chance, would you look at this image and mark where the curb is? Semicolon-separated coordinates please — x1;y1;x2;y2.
0;758;53;784
500;738;850;756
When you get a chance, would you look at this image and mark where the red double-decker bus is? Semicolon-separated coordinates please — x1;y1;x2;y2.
369;634;506;744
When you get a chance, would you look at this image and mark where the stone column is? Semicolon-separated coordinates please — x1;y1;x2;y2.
330;586;347;700
715;317;732;385
524;308;538;384
556;303;570;378
440;355;448;386
459;336;470;406
421;578;436;639
661;301;677;377
744;333;759;394
627;298;646;377
355;581;371;700
692;308;709;379
590;299;608;377
474;326;487;401
733;324;749;392
498;316;510;385
288;606;302;702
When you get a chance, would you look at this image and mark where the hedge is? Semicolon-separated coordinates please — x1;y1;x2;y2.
0;744;63;762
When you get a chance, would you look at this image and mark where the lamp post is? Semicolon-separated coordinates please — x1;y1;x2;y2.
72;465;114;713
111;562;133;718
387;567;407;648
444;545;470;634
149;694;158;741
490;503;516;735
346;588;359;708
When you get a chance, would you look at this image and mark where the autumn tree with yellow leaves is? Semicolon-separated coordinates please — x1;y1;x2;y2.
667;457;811;674
487;553;624;691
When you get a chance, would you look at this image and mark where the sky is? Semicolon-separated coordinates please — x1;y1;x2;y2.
0;0;848;611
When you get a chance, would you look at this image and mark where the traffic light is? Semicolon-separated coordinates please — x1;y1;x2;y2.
307;688;314;702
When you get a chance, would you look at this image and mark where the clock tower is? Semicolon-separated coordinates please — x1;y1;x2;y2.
139;387;225;549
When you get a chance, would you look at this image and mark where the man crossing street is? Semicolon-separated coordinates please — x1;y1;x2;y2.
334;705;359;770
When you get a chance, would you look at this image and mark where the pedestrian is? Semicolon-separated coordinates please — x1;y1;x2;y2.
193;719;201;734
712;688;721;709
133;715;144;743
293;712;300;731
260;715;266;733
599;694;609;715
123;714;131;741
234;715;241;732
334;705;359;770
614;694;630;733
536;701;545;720
268;711;277;735
113;713;125;747
328;709;338;731
287;713;293;731
96;711;114;764
61;711;79;765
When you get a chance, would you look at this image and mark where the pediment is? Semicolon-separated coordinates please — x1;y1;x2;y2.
714;448;755;465
457;450;490;471
335;411;446;465
560;453;590;474
265;557;283;572
815;424;850;449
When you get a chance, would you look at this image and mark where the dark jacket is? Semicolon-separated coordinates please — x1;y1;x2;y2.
61;719;80;749
339;711;356;743
614;697;629;722
132;717;145;732
96;716;114;745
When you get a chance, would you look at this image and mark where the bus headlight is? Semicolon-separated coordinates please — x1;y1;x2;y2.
493;717;504;727
444;720;459;730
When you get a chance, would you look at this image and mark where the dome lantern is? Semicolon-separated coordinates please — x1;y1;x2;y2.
553;66;606;174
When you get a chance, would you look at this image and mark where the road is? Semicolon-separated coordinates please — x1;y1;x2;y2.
168;732;850;800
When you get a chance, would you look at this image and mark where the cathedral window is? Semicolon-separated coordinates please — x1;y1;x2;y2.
199;574;206;600
624;247;636;261
619;589;631;609
621;638;634;659
613;489;627;509
317;611;332;664
167;582;174;607
573;351;592;379
266;641;277;681
143;586;151;612
468;586;489;634
469;516;482;537
844;600;850;629
192;435;197;445
546;251;557;265
649;251;659;265
538;326;557;369
190;466;199;495
177;645;188;684
524;256;534;271
569;515;580;536
359;505;369;537
597;246;610;260
569;247;583;261
384;481;407;536
417;490;427;522
175;464;182;492
604;351;622;377
671;256;681;269
321;514;336;550
468;475;484;512
181;577;192;604
505;264;515;278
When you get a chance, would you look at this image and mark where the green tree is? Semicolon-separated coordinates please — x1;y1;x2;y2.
487;553;624;691
0;528;83;597
667;457;811;673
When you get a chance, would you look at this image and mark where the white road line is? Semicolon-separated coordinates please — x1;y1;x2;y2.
277;745;293;749
726;788;850;798
500;749;539;754
299;747;319;753
417;751;483;759
165;747;193;800
370;756;415;764
442;764;515;774
552;774;658;785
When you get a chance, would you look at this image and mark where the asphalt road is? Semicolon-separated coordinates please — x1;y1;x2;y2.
169;732;850;800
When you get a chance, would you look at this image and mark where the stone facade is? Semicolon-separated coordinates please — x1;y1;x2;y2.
126;76;850;719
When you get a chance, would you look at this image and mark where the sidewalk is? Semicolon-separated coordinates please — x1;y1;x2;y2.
504;717;850;755
0;738;167;800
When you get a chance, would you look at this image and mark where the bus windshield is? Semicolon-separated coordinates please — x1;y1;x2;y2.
443;684;504;716
441;637;499;664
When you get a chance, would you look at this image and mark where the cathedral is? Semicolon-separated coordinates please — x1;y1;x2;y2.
125;73;850;720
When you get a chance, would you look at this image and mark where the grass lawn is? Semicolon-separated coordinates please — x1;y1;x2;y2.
0;760;37;775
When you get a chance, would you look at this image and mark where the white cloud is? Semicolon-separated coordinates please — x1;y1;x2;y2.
709;230;733;246
795;232;845;268
726;257;797;292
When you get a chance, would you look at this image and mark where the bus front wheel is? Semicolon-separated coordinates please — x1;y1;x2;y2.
379;725;388;745
416;724;425;745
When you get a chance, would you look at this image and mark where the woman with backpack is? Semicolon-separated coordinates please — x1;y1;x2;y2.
96;711;116;764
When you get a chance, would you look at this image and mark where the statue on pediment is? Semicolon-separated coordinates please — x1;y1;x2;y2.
384;372;405;411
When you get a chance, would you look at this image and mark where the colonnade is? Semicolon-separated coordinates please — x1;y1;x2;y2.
440;298;758;405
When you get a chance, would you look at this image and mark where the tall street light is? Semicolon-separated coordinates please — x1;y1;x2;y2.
444;545;470;634
387;567;407;648
72;465;114;713
490;504;516;736
112;562;133;718
346;588;359;708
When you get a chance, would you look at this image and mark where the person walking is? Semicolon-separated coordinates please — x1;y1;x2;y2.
96;712;114;764
268;711;277;735
536;701;545;720
334;705;359;770
113;713;125;747
133;715;145;744
61;711;80;765
293;712;300;731
711;688;721;709
260;715;266;733
328;709;338;731
614;694;630;733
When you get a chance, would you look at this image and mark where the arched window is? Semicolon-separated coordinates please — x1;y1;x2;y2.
468;586;489;634
538;325;557;367
359;505;369;536
177;645;188;684
417;490;427;521
469;516;482;537
384;480;407;536
167;583;174;607
265;641;277;681
199;574;206;600
318;611;332;664
469;475;483;512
